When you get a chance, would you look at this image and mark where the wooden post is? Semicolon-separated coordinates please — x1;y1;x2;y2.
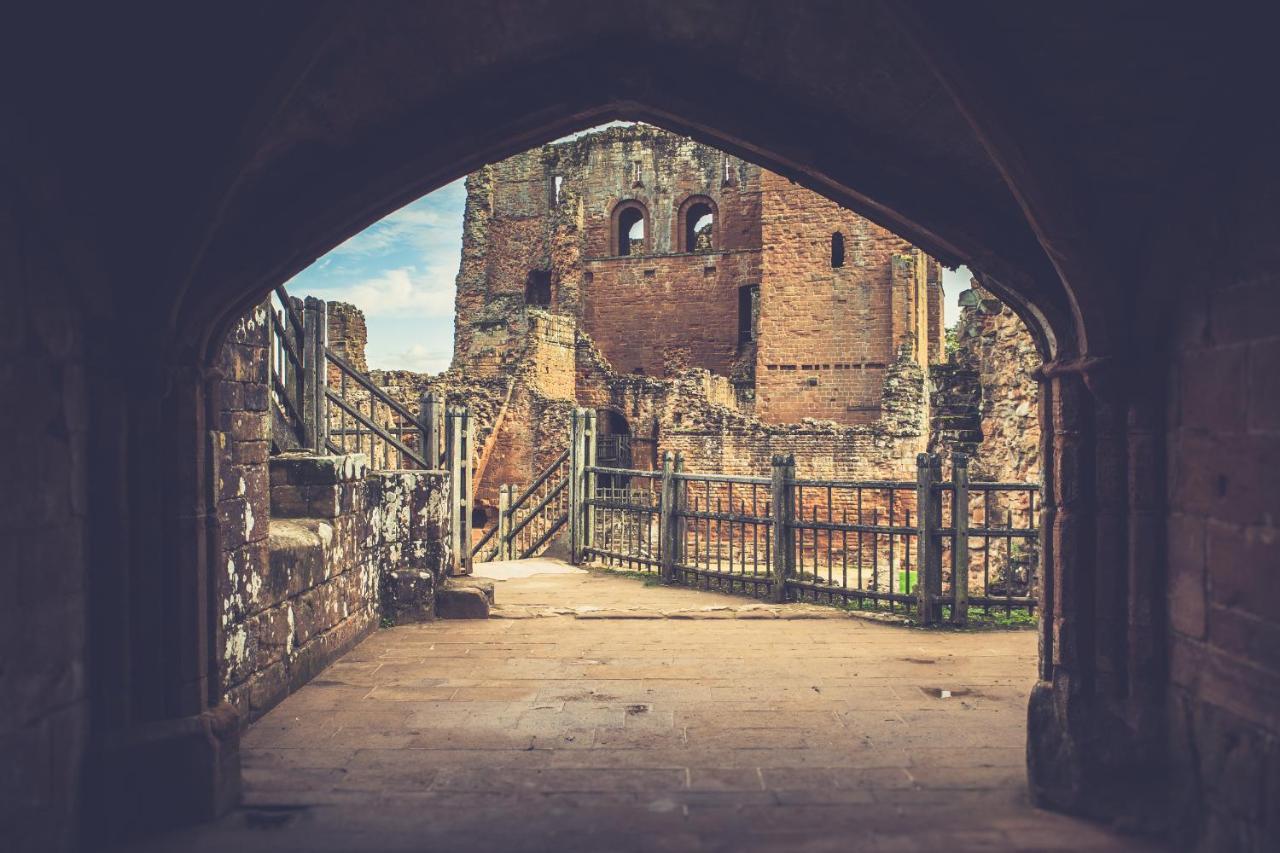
584;409;597;554
289;296;306;444
658;451;675;583
461;407;474;574
673;452;685;571
568;409;585;564
302;296;328;453
770;455;792;603
952;454;970;626
420;391;441;469
447;406;474;576
916;453;943;624
498;484;513;561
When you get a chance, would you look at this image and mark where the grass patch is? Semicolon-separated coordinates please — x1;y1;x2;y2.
589;563;1037;630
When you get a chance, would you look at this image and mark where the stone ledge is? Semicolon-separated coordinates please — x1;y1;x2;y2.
270;452;370;486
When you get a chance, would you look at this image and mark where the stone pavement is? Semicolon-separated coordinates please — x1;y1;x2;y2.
120;562;1163;852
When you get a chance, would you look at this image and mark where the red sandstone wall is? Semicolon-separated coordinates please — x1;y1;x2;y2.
755;170;925;425
583;250;760;377
1162;136;1280;848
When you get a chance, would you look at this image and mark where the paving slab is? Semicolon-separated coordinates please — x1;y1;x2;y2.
117;565;1164;852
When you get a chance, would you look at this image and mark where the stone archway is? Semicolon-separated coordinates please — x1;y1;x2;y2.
10;4;1253;846
111;70;1128;845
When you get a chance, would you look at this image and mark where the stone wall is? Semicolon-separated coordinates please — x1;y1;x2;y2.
930;284;1041;484
214;300;453;727
220;452;449;724
0;192;89;852
326;300;368;374
1161;132;1280;851
756;170;942;426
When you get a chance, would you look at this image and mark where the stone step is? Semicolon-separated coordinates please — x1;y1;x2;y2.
435;576;496;619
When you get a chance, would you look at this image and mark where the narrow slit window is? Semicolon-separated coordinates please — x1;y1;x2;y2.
737;284;760;345
831;232;845;268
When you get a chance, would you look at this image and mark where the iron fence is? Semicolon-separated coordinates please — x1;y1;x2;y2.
578;445;1039;624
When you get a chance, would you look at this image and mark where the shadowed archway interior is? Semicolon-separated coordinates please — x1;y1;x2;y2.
1;3;1275;851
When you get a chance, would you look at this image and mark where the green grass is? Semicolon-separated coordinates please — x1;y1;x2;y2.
591;563;1037;631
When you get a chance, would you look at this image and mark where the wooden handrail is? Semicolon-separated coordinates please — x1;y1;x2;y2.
324;347;422;426
273;285;305;339
511;448;569;508
325;389;428;469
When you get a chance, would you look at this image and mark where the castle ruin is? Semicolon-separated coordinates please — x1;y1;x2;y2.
329;125;1039;537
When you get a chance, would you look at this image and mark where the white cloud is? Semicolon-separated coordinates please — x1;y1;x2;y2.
316;266;455;319
327;182;466;259
375;342;452;374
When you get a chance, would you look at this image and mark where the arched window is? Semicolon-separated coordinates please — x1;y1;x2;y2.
612;201;648;256
678;196;717;253
831;231;845;268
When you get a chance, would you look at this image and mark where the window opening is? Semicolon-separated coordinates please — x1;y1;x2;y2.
738;284;760;345
685;201;715;252
831;232;845;268
524;269;552;307
618;206;645;256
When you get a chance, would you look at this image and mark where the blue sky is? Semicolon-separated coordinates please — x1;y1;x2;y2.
285;129;971;374
286;177;467;373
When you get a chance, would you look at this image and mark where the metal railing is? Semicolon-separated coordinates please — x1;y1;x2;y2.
574;445;1039;625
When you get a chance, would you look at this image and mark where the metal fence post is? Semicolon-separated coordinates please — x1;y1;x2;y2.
952;454;970;626
673;453;686;571
461;408;474;574
659;451;675;583
498;483;513;561
916;453;943;624
770;455;792;603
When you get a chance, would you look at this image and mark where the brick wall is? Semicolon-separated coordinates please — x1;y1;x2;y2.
583;250;760;377
214;301;452;726
452;126;944;426
756;170;942;425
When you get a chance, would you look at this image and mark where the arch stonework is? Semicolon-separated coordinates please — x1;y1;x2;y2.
3;4;1272;849
610;199;650;256
675;194;718;252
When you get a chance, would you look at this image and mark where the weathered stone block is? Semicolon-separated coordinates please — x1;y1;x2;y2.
436;586;490;619
383;570;436;624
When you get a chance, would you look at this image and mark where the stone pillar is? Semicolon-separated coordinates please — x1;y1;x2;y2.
1026;358;1166;828
82;351;240;839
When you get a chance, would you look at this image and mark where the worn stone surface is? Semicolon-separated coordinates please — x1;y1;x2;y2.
220;453;451;725
435;586;491;620
931;283;1041;485
118;570;1158;852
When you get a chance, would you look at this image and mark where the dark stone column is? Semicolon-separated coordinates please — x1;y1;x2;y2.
1027;359;1167;830
81;348;240;838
